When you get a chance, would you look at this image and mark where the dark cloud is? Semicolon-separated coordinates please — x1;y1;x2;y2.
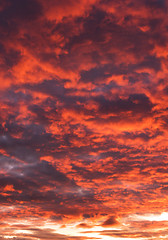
97;93;154;115
77;223;93;228
4;0;43;22
0;47;22;70
101;216;119;227
144;0;166;9
29;160;70;183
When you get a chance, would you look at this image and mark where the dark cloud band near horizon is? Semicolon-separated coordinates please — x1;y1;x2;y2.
0;0;168;239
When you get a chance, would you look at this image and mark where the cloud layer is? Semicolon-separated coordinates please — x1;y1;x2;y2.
0;0;168;239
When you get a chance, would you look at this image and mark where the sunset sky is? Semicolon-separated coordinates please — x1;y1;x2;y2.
0;0;168;239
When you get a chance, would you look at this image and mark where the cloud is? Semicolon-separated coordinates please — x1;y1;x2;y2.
0;0;168;239
77;223;93;228
3;0;43;22
101;216;119;227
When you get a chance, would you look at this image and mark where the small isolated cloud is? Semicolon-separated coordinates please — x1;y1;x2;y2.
101;216;119;227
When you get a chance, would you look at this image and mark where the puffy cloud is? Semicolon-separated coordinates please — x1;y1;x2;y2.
0;0;168;239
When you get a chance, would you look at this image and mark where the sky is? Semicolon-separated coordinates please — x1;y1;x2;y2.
0;0;168;239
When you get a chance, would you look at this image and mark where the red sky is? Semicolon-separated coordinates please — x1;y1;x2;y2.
0;0;168;239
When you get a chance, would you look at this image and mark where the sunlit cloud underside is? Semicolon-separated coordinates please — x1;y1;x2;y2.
0;0;168;239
